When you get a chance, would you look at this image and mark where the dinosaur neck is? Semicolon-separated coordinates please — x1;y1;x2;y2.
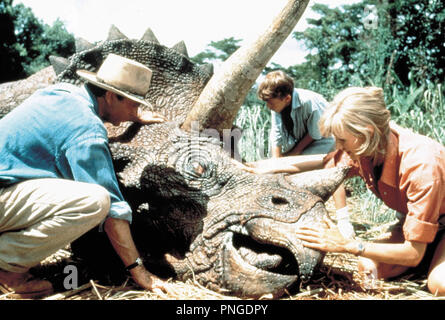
181;0;310;134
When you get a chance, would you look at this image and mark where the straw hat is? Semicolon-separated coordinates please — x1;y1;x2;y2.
77;53;153;107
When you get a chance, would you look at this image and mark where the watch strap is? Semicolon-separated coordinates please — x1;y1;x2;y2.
125;257;143;272
356;241;366;256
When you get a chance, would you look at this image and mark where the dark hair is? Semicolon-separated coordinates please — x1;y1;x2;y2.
85;82;107;97
281;104;294;138
257;70;294;101
85;82;124;101
258;71;295;138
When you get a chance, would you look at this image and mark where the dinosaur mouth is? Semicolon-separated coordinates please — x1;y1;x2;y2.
232;232;299;276
220;203;327;297
219;228;299;298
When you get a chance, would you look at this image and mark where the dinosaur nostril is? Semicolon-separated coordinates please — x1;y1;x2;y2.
271;196;289;206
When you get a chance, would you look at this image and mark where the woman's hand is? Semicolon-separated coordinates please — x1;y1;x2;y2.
295;216;351;253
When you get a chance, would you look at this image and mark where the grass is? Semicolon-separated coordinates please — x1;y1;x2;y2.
387;83;445;145
234;102;271;162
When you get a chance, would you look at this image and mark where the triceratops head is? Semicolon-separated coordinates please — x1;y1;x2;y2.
100;121;348;298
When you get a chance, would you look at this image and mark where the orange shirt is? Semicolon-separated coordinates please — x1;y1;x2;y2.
326;122;445;243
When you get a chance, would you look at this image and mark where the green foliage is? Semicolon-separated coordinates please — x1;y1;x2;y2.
353;189;398;226
285;1;393;97
0;0;75;82
234;103;271;162
191;37;242;65
191;36;263;109
0;0;26;81
387;0;445;86
22;18;75;75
267;0;444;98
388;82;445;144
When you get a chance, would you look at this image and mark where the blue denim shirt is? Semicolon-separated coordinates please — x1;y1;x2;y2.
270;88;329;154
0;83;133;223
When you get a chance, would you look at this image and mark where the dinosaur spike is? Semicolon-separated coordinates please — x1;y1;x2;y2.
48;56;70;75
75;37;95;52
171;41;189;58
140;28;159;44
200;63;214;77
107;24;128;41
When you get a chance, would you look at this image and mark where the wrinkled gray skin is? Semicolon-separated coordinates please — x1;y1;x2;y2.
0;10;348;299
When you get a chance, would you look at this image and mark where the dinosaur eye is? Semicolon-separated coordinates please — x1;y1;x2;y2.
191;161;206;176
171;139;219;190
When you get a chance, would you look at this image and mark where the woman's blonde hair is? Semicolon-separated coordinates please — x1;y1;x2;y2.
319;87;391;162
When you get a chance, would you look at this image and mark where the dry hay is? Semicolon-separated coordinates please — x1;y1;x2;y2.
1;198;443;301
3;250;437;301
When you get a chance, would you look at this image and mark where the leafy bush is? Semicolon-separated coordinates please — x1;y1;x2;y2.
0;0;75;82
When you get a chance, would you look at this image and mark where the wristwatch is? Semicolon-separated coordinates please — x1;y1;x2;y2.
356;241;366;256
125;257;143;272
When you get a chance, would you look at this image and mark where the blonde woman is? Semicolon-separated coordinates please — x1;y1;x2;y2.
295;86;445;295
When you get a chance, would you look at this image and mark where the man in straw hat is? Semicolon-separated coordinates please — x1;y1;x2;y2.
0;53;169;298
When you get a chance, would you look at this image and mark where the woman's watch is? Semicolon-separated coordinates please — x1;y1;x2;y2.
125;257;143;272
356;241;366;256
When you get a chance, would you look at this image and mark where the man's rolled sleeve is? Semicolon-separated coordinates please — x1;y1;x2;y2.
108;201;133;223
403;215;438;243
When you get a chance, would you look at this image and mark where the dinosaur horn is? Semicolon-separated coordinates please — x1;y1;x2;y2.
181;0;310;134
283;166;350;202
